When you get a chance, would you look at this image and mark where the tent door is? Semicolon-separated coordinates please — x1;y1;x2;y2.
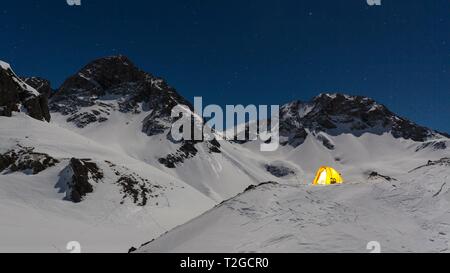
317;169;327;185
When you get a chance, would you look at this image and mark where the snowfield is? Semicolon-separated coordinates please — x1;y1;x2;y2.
50;107;267;202
136;130;450;253
1;57;449;253
0;114;215;252
1;109;449;253
138;160;450;253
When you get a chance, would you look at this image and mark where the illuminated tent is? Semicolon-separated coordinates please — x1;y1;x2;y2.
312;166;343;185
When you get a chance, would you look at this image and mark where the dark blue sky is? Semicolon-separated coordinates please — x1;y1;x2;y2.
1;0;449;133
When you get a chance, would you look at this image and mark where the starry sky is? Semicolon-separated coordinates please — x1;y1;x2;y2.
1;0;449;133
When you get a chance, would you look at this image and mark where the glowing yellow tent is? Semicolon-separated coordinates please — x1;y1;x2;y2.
312;166;343;185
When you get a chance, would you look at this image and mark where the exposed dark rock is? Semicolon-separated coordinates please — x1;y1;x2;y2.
368;171;397;182
50;55;191;132
0;63;50;121
48;56;222;166
22;77;52;97
265;164;295;178
244;181;278;192
409;158;450;173
22;77;52;121
0;67;20;116
280;127;308;148
57;56;145;97
67;158;104;203
279;93;444;143
106;161;165;206
316;133;335;150
230;93;448;149
0;153;15;172
416;141;447;152
0;147;59;175
158;141;199;168
67;112;101;128
117;175;152;206
208;139;222;153
22;95;50;122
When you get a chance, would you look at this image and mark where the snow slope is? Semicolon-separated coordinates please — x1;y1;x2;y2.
48;56;266;202
50;103;268;202
138;154;450;253
0;113;215;252
136;127;450;253
0;57;273;252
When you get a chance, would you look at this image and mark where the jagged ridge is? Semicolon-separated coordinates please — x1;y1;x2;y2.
277;93;448;147
0;61;50;121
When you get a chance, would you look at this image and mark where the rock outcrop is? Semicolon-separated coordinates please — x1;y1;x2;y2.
0;61;50;121
0;147;59;175
67;158;104;203
22;77;52;121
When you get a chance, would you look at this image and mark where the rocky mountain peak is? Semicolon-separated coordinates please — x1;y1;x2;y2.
304;93;393;129
22;77;52;97
277;93;447;148
310;93;388;115
49;55;191;134
0;61;50;121
56;55;147;98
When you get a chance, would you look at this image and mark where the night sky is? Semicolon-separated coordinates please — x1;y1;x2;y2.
1;0;449;133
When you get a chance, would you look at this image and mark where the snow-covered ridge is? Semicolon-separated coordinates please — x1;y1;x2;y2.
0;60;50;122
0;60;11;70
0;60;40;97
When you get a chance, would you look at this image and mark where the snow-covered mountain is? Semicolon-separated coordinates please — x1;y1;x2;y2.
278;93;448;145
135;94;450;253
0;57;269;252
1;56;449;253
48;56;266;201
0;60;216;252
137;160;450;253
